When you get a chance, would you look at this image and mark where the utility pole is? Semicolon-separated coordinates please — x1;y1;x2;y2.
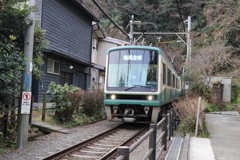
186;16;191;65
17;0;35;149
129;15;134;45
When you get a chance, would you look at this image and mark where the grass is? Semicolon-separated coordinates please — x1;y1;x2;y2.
34;109;106;128
197;121;210;138
0;130;17;154
230;99;240;105
223;105;235;111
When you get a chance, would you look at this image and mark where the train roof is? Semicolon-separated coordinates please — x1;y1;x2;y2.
107;45;162;53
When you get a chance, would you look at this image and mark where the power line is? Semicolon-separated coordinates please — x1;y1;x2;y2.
175;0;185;32
92;0;130;39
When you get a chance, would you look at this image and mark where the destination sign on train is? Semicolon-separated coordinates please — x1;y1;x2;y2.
123;55;142;60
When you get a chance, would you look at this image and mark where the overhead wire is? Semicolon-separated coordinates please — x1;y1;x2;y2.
92;0;130;39
175;0;185;32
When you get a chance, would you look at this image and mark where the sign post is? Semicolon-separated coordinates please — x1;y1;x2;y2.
21;92;32;114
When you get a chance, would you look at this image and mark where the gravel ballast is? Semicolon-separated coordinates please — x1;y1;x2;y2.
0;120;171;160
0;120;121;160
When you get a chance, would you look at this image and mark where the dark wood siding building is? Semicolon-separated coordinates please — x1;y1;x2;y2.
33;0;98;103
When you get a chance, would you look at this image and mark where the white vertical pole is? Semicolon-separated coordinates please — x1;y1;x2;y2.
129;15;134;45
186;16;191;65
195;97;202;137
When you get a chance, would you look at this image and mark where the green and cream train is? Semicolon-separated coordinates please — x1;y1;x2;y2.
104;46;182;123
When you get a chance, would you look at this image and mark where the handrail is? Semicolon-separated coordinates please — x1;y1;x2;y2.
143;148;154;160
157;117;165;127
130;128;154;152
116;108;177;160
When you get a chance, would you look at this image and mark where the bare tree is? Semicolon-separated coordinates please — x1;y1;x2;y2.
192;44;240;80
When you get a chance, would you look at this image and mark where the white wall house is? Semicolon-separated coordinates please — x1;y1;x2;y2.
91;23;129;89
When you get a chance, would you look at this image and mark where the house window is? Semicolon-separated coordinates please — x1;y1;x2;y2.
47;59;60;75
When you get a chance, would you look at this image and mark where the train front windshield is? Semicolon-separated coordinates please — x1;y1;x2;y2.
107;49;158;92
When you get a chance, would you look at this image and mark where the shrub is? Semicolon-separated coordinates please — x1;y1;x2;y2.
172;96;208;136
47;82;83;122
82;89;104;117
231;81;240;104
178;116;196;136
63;89;85;120
173;97;207;120
46;83;105;125
204;104;219;112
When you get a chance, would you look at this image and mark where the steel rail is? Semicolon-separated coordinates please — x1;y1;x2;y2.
42;124;125;160
100;126;148;160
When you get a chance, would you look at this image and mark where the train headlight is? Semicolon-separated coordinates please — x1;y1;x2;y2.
110;94;116;99
147;95;153;101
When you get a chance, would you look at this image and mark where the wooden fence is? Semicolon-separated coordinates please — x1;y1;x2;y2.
0;96;34;137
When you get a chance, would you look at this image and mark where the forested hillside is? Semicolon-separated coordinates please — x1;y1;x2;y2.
82;0;240;78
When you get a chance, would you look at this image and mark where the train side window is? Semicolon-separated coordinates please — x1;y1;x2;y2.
178;79;181;89
167;69;171;86
176;77;178;88
163;64;166;85
176;77;178;89
173;75;175;88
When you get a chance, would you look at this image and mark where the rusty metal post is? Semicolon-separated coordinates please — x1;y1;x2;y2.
149;123;157;160
117;146;130;160
29;95;33;123
170;109;174;137
172;108;176;130
168;110;172;141
42;94;46;121
163;114;168;150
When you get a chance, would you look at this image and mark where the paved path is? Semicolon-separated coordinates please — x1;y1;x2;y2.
189;137;215;160
188;111;240;160
206;111;240;160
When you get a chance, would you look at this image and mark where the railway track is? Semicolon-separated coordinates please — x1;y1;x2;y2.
43;123;148;160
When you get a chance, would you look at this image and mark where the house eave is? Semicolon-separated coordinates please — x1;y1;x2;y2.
71;0;99;22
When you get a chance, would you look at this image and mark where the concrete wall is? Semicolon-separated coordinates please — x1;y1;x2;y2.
207;77;232;102
91;32;98;63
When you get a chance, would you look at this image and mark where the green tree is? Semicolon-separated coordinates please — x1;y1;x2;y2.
0;1;47;110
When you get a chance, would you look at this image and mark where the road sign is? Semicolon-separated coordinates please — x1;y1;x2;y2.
21;92;32;114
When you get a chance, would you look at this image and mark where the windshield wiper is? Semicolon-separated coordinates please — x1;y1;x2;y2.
124;85;151;91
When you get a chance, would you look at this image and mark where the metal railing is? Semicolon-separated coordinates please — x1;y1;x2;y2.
116;108;176;160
